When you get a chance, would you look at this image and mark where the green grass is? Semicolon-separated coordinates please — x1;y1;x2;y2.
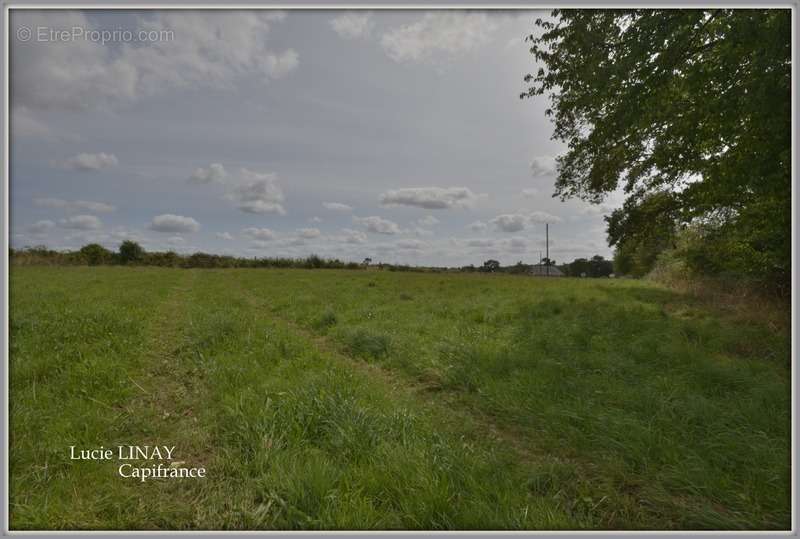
9;266;791;530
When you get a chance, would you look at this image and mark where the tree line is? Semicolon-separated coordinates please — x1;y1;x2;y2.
461;255;615;277
11;241;616;277
10;242;365;270
523;9;790;295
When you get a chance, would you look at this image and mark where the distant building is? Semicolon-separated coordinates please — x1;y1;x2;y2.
529;264;564;277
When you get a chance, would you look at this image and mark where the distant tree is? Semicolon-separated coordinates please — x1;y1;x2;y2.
482;259;500;273
588;255;614;277
508;261;529;274
119;240;145;264
523;9;791;289
605;191;679;276
79;243;112;266
565;257;589;277
540;257;556;266
304;254;324;269
145;250;181;267
565;255;613;277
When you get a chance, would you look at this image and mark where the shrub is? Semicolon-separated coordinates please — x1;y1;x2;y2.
119;240;145;264
341;328;390;360
312;309;337;332
79;243;112;266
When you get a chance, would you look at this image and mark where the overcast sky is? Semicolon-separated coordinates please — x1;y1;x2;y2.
10;9;619;267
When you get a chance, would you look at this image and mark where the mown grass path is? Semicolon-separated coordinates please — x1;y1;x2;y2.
235;278;546;465
115;268;219;526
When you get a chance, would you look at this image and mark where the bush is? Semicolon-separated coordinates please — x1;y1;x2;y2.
341;328;390;360
79;243;112;266
312;309;337;332
119;240;145;264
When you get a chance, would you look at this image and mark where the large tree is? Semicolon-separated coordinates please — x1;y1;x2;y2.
522;9;791;287
79;243;112;266
119;240;145;264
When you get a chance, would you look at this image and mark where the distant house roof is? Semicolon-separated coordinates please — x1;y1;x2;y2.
529;264;564;277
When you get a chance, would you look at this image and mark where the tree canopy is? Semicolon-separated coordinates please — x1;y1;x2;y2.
79;243;112;266
563;255;614;278
523;9;791;288
482;259;501;272
119;240;145;264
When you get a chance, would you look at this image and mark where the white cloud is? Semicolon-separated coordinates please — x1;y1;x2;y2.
297;227;321;239
415;215;440;227
216;232;235;241
190;163;227;184
336;228;368;244
330;12;374;39
110;226;144;242
381;12;499;63
458;236;529;254
490;213;528;233
310;216;323;223
380;186;481;209
167;236;185;245
59;215;103;230
353;215;401;235
396;239;427;251
242;227;276;241
530;155;557;177
228;168;285;215
34;198;116;213
12;12;134;110
578;203;614;216
323;202;353;212
490;211;562;233
64;231;109;244
63;152;118;171
529;211;562;224
261;49;299;78
74;200;116;213
12;11;298;111
464;237;494;248
522;188;540;197
468;220;488;232
27;220;55;235
280;237;306;247
250;239;275;249
148;214;200;233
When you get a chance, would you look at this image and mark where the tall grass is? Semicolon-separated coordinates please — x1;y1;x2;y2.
9;266;791;530
235;268;791;529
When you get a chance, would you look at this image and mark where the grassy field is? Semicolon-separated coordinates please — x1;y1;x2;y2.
9;266;791;530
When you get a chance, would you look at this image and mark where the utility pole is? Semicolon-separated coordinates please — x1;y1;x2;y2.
546;223;550;277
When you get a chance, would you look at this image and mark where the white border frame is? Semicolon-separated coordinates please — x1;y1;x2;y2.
1;3;797;536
